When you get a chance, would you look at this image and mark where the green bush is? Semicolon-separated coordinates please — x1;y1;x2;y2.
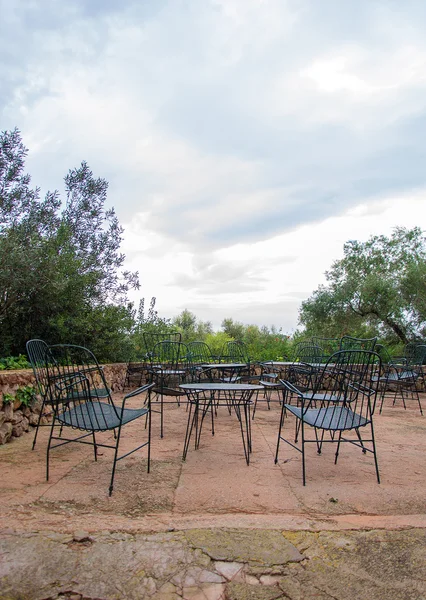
0;355;31;370
2;385;36;406
16;385;36;406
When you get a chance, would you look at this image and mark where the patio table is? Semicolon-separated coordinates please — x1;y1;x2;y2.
180;382;263;465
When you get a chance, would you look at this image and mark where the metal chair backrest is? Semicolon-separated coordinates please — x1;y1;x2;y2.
46;344;117;429
375;344;393;365
26;339;51;402
408;344;426;369
293;342;324;364
311;349;381;415
142;331;182;357
221;340;248;363
149;341;188;369
187;341;214;365
339;336;377;351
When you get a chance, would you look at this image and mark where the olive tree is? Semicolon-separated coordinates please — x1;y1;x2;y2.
0;128;139;358
299;227;426;343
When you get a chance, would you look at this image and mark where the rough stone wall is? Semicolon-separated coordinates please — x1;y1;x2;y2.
0;363;128;445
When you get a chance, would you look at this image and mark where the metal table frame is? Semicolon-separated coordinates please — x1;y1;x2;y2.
180;382;263;465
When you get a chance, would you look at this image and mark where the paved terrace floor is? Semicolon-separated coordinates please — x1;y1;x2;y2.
1;392;426;599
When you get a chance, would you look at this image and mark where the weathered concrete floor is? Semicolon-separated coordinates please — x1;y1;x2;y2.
1;393;426;599
1;528;425;599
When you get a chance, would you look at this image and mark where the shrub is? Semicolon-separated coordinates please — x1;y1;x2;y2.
0;355;31;370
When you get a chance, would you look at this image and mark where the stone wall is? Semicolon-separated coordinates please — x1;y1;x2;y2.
0;363;128;445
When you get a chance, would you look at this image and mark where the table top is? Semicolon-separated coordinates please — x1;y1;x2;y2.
261;361;293;367
261;361;329;368
201;363;249;369
180;382;263;391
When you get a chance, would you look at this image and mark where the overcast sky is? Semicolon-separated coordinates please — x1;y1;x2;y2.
2;0;426;332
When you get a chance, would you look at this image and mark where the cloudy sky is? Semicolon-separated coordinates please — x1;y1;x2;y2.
2;0;426;332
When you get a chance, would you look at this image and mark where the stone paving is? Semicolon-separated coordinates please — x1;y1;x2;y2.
1;393;426;599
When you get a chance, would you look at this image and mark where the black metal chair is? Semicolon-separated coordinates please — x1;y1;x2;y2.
26;339;53;450
124;331;182;388
218;340;258;384
275;349;381;485
124;359;149;389
147;340;189;437
27;339;113;449
45;344;153;495
223;340;247;361
378;344;426;415
293;343;324;364
142;331;182;359
187;341;216;381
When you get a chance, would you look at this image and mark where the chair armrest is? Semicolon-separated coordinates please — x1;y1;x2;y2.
120;382;155;413
52;372;90;404
278;378;303;397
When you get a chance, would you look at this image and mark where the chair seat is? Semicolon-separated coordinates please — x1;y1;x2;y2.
260;380;283;388
387;371;417;382
57;402;148;431
152;386;187;397
285;404;369;430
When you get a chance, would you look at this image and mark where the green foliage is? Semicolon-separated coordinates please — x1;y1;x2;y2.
129;297;174;360
204;331;233;357
299;227;426;343
221;318;246;340
0;128;139;359
15;385;36;406
0;354;30;370
172;309;213;343
2;385;36;406
2;393;14;404
241;325;291;361
208;321;291;361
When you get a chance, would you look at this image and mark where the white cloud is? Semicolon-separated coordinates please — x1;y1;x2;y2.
123;189;426;330
1;0;426;331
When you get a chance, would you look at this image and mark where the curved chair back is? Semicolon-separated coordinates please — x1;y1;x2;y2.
339;336;377;351
293;342;324;364
26;339;51;402
221;340;248;363
187;341;214;365
142;331;182;358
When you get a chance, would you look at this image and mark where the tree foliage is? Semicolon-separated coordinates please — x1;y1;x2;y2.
172;309;213;342
299;227;426;343
0;128;139;359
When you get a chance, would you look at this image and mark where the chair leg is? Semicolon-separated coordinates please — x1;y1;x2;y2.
315;428;326;455
379;385;386;413
160;391;164;438
355;428;367;454
92;432;98;461
147;393;152;474
210;396;215;436
32;399;46;450
238;401;250;465
183;402;196;460
109;425;123;497
274;396;287;464
247;401;252;453
301;419;306;486
252;391;258;419
46;416;57;481
414;386;423;415
334;431;343;464
370;420;380;484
